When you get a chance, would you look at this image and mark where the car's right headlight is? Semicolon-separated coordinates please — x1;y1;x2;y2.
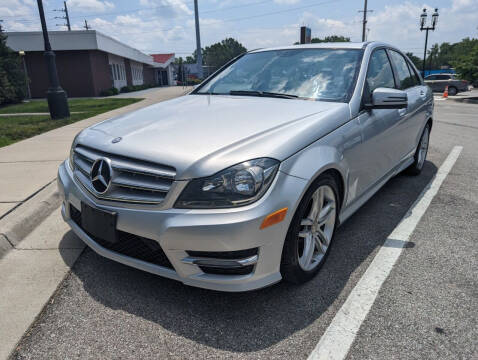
175;158;279;209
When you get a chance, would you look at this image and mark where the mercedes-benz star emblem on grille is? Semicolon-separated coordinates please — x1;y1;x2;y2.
90;158;112;194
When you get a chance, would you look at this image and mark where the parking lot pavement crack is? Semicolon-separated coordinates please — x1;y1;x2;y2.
0;232;14;248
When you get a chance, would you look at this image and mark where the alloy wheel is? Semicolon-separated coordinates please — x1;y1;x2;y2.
297;185;336;271
417;126;430;169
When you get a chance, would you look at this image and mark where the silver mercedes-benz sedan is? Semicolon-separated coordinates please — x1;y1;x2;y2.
57;42;433;292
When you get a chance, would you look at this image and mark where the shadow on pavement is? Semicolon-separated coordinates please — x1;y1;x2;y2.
61;161;437;353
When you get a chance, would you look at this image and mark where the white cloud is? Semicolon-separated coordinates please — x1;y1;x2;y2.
68;0;115;13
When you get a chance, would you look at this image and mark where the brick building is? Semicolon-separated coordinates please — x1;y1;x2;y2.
6;30;176;98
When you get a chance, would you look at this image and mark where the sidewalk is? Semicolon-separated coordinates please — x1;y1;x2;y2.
0;86;191;219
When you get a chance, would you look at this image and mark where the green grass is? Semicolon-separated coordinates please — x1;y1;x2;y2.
0;98;143;148
0;98;142;114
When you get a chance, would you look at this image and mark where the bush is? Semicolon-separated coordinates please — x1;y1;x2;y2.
0;32;27;105
120;84;154;93
99;87;119;96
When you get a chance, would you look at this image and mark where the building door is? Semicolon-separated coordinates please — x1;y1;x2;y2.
161;70;168;86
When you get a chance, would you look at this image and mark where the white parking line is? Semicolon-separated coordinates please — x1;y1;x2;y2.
308;146;463;360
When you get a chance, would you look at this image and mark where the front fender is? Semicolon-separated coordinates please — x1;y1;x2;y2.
278;116;363;213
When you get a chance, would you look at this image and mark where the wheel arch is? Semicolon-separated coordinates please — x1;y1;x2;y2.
280;146;348;218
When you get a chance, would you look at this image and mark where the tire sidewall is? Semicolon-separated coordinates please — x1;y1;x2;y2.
281;173;340;283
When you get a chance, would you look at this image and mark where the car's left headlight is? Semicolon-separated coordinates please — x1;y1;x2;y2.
175;158;279;209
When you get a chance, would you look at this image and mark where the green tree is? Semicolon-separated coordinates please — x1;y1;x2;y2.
294;35;350;45
453;44;478;84
405;52;422;70
202;38;247;71
0;31;27;105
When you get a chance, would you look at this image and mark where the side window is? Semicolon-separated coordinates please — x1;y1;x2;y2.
426;75;436;80
389;50;416;90
406;62;420;86
366;49;395;93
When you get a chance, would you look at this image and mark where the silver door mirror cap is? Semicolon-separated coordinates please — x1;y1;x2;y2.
365;87;408;109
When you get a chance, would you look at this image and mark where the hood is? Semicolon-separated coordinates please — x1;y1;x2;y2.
77;94;350;179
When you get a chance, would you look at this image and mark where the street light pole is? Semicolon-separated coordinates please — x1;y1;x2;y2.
193;0;203;79
37;0;70;119
419;8;439;78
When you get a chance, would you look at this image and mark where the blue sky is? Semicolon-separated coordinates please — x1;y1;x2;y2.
2;0;477;57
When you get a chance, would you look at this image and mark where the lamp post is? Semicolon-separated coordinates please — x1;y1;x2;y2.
36;0;70;119
419;8;439;78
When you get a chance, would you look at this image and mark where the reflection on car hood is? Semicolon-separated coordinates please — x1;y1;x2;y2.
77;94;350;179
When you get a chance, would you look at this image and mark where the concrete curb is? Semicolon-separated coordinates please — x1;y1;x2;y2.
0;181;61;259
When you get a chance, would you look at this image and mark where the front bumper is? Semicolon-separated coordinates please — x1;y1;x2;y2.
57;160;306;292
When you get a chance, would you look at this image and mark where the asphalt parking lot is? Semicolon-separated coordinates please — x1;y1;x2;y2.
11;99;478;360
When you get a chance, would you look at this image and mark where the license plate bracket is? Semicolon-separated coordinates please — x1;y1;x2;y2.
81;202;117;243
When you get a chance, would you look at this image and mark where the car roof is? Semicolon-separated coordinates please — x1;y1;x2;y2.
248;41;394;53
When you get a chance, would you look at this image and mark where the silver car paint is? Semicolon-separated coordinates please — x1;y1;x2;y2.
77;95;349;179
58;42;433;291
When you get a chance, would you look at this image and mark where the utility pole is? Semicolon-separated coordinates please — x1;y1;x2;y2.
83;19;90;30
359;0;373;42
54;1;71;31
37;0;70;119
193;0;203;79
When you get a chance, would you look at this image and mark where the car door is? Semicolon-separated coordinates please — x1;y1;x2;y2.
388;50;428;159
425;75;437;91
354;48;403;197
436;74;451;92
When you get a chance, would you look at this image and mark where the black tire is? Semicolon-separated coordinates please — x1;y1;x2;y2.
281;173;340;284
406;123;430;176
448;86;457;96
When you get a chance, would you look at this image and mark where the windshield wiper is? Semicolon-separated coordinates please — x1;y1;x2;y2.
229;90;298;99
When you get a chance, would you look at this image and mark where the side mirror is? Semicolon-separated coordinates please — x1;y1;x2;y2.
364;88;408;109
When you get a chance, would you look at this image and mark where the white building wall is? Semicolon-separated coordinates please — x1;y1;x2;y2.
108;54;127;90
130;61;144;86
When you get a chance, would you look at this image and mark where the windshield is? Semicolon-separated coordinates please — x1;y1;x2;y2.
196;48;363;102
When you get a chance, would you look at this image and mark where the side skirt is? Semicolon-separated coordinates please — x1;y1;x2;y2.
338;156;414;225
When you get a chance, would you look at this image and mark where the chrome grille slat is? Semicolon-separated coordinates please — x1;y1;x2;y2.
73;155;92;176
72;145;175;205
74;146;175;179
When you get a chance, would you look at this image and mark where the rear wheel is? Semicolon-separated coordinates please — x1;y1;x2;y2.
406;124;430;175
281;174;339;284
448;86;457;96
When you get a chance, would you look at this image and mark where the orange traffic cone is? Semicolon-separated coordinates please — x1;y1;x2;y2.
443;85;449;98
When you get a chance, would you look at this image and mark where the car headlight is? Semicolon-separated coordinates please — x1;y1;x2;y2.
175;158;279;209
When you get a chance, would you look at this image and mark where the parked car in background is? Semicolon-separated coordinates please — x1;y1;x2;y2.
58;42;433;292
424;73;469;95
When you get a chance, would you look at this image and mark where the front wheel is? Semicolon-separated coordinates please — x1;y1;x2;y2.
406;124;430;175
281;174;339;284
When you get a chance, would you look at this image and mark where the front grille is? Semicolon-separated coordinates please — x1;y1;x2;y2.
73;145;176;204
70;205;173;269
